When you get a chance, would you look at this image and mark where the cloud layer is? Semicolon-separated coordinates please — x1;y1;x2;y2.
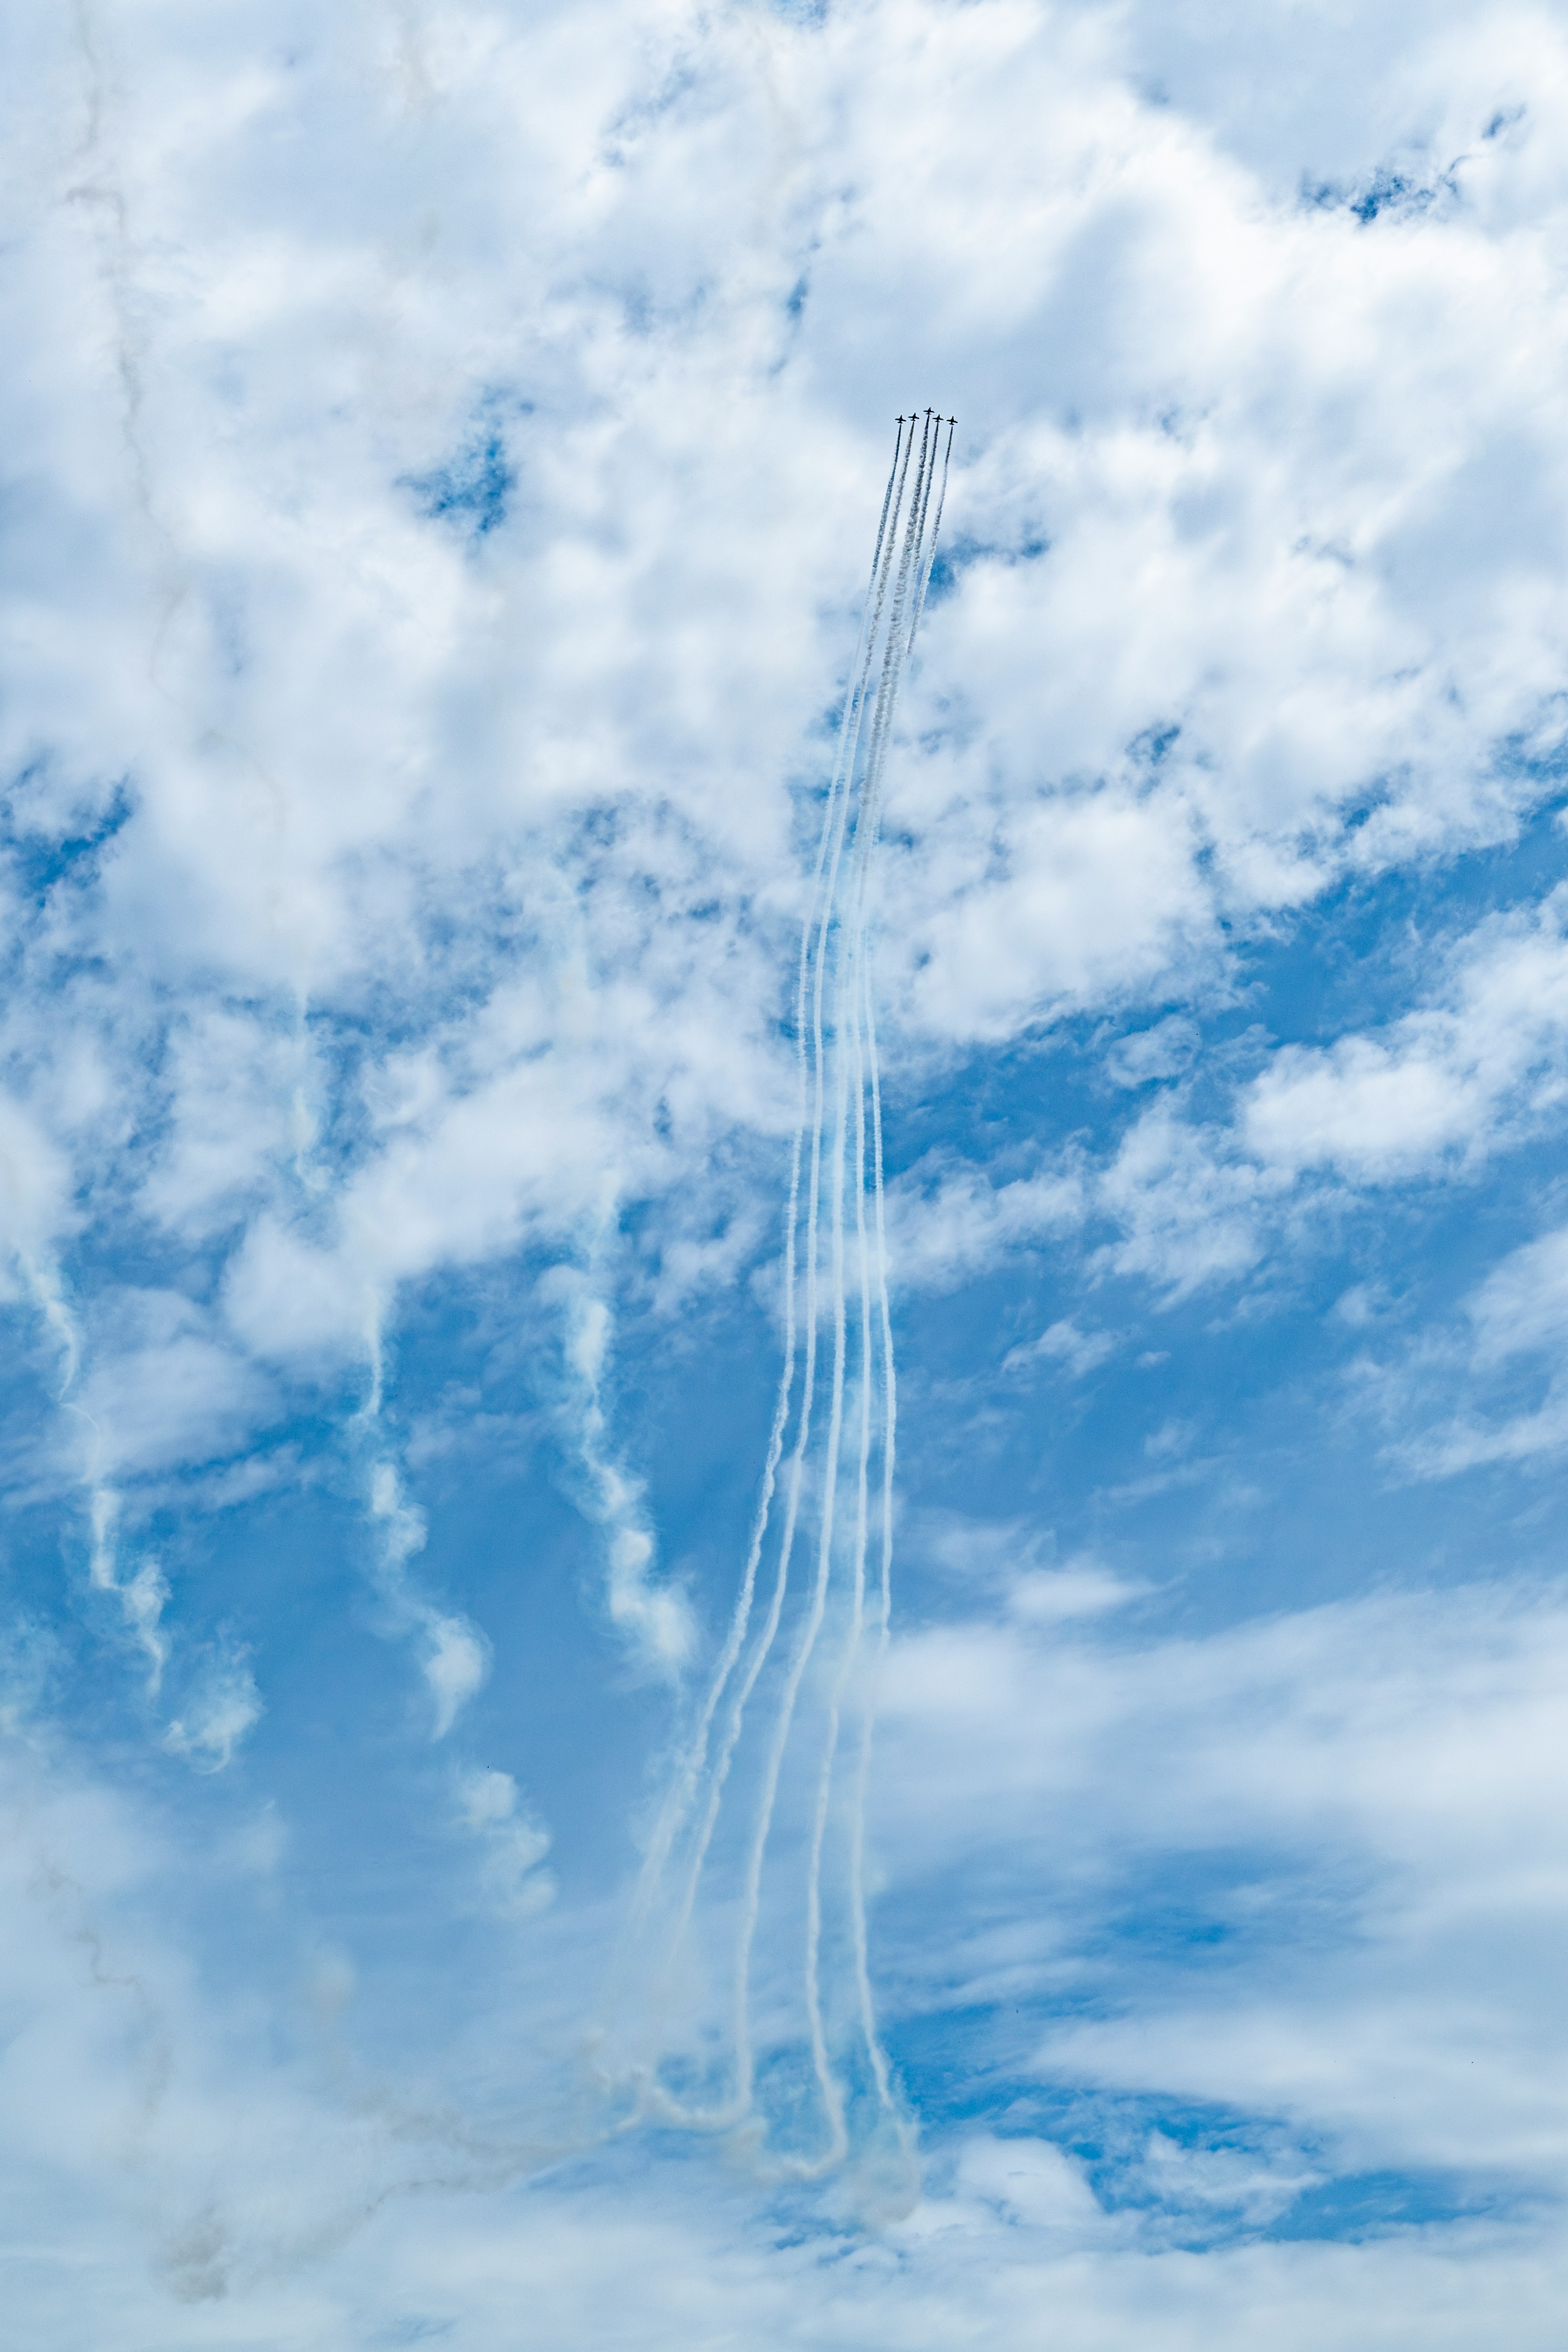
4;0;1568;2340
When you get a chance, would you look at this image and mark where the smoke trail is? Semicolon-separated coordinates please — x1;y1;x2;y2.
554;1260;694;1673
849;939;900;2119
838;432;952;2147
608;424;919;2132
760;411;949;2176
823;438;950;2116
904;415;955;660
8;1248;175;1696
9;1231;272;1768
615;412;951;2180
626;418;912;1943
718;416;926;2136
796;877;874;2175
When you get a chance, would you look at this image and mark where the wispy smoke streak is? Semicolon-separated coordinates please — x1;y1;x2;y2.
549;1260;694;1673
11;1251;174;1697
610;414;953;2196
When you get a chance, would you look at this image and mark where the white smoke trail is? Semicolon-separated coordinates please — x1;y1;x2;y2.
762;412;949;2176
614;412;951;2179
11;1220;267;1756
849;940;900;2120
841;428;952;2135
8;1247;174;1695
795;882;874;2176
608;423;918;2132
339;1264;494;1744
832;428;952;2142
741;841;855;2166
739;416;938;2156
904;415;954;660
549;1257;694;1674
626;421;909;1923
726;416;929;2000
688;419;920;2125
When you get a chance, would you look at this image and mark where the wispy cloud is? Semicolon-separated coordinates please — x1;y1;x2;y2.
5;0;1568;2337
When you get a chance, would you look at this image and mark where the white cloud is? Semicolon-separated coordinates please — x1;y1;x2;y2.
886;781;1212;1042
1243;888;1568;1182
1371;1220;1568;1475
366;1454;493;1737
886;1154;1084;1294
0;1572;1565;2342
136;1007;310;1239
956;2132;1103;2230
875;1574;1568;2180
1009;1562;1149;1624
0;1091;76;1278
0;0;1565;1511
7;0;1568;1397
1140;2128;1322;2226
165;1652;263;1773
1106;1017;1200;1089
1003;1318;1115;1378
1094;1101;1286;1296
74;1292;279;1479
456;1766;556;1917
920;1515;1148;1619
1080;885;1568;1301
8;0;1568;2336
1467;1224;1568;1364
422;1614;491;1742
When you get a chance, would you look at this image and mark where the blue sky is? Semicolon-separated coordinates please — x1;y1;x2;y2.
5;0;1568;2341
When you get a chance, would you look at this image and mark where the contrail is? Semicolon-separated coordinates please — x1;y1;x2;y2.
608;423;915;2130
727;414;940;2163
626;418;912;1948
613;412;953;2176
683;420;915;2123
904;414;955;660
831;427;952;2140
777;411;951;2176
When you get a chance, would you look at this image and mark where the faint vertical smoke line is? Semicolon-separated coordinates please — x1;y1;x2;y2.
611;412;952;2202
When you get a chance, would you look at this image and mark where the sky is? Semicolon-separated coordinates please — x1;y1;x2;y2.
4;0;1568;2342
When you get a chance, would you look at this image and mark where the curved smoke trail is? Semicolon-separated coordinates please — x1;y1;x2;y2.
610;414;954;2185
